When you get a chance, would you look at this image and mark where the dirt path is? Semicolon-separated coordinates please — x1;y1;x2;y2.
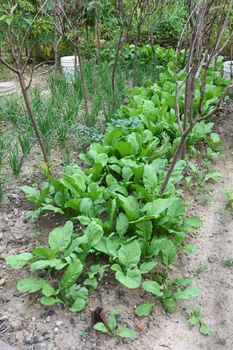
0;107;233;350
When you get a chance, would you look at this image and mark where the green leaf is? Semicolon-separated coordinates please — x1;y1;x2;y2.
108;312;117;332
118;240;141;268
135;303;154;316
48;221;73;252
69;297;86;312
116;141;133;157
32;246;56;259
116;213;129;237
163;298;177;313
142;280;163;297
140;261;157;274
40;296;62;305
116;328;135;339
143;164;158;193
30;259;67;272
61;172;86;196
84;221;104;248
94;322;110;334
17;278;56;297
5;253;33;269
152;238;177;266
188;315;199;326
143;198;175;217
175;285;200;300
200;323;212;336
182;244;198;254
135;220;153;241
204;171;221;182
114;193;140;221
115;268;141;289
60;259;83;290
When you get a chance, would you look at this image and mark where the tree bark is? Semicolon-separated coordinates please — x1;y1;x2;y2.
17;71;50;165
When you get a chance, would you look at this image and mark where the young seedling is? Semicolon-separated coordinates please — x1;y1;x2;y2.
223;259;233;267
187;307;212;336
223;191;233;208
196;263;209;275
93;309;135;339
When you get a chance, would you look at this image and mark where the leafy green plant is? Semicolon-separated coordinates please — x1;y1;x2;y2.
187;307;212;336
9;145;24;176
94;309;135;339
224;191;233;208
0;177;5;203
223;259;233;267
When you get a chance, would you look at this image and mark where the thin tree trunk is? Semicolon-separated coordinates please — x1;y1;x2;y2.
112;31;123;96
54;5;60;74
17;71;50;165
95;8;101;64
76;40;90;126
133;30;140;87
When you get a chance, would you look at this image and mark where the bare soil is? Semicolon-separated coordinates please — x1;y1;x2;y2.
0;103;233;350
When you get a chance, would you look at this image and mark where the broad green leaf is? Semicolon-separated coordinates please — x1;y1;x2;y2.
115;268;141;289
136;220;153;241
41;204;64;214
94;322;110;334
17;278;56;297
182;244;198;254
116;328;135;339
142;280;163;297
116;141;133;157
204;171;222;182
96;153;108;167
135;303;154;316
140;261;157;274
188;315;199;326
163;298;177;313
84;221;104;248
30;259;67;272
116;213;129;237
69;297;86;312
152;238;177;266
175;285;200;300
80;198;94;217
61;173;86;196
5;253;33;269
49;221;73;252
32;246;56;259
143;164;158;193
40;296;62;305
143;198;175;217
114;193;140;221
60;259;83;289
200;323;212;336
118;240;141;268
108;312;117;332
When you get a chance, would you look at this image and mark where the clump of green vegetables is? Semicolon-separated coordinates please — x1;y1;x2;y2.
5;48;227;318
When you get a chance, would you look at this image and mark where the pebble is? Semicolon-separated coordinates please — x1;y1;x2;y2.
46;316;51;322
32;316;36;322
36;343;47;350
55;320;63;327
0;278;6;286
24;335;40;345
208;255;217;263
70;318;75;327
54;327;59;333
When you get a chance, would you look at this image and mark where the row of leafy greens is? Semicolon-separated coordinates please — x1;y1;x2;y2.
5;51;227;315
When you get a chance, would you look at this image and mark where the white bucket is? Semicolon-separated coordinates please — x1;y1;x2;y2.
60;56;79;80
223;61;233;79
0;81;17;97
